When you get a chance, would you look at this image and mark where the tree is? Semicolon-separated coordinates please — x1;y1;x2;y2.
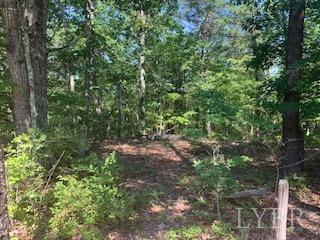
84;0;93;123
0;142;9;240
1;0;32;134
139;5;147;136
281;0;306;176
1;0;48;134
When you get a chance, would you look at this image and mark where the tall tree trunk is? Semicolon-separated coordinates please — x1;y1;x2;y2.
250;2;262;139
117;80;125;138
1;0;31;134
281;0;306;176
0;143;10;240
84;0;93;126
22;0;48;131
1;0;48;134
84;0;101;120
139;8;146;136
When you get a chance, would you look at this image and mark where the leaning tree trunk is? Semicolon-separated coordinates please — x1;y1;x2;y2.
139;8;146;137
1;0;32;134
281;0;306;176
0;143;10;240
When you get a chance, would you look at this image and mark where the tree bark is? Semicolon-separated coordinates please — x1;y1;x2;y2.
281;0;306;176
84;0;93;125
139;8;146;136
84;0;101;120
117;80;125;138
0;143;10;240
22;0;48;132
1;0;32;134
1;0;48;134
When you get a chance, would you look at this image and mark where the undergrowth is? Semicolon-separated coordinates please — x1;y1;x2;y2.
5;129;137;239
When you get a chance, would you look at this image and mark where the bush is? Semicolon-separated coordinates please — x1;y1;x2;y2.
165;225;204;240
5;130;136;239
49;152;133;239
181;128;206;140
193;157;236;195
192;152;252;195
5;130;47;228
211;221;235;240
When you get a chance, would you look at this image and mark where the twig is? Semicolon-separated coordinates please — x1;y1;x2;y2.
163;125;177;134
44;151;65;190
225;188;270;199
278;151;320;170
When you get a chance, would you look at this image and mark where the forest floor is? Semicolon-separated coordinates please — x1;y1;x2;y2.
100;138;320;240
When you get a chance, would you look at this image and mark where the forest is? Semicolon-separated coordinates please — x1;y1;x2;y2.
0;0;319;239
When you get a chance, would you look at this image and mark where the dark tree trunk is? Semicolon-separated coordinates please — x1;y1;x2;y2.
0;143;10;240
1;0;32;134
281;0;306;176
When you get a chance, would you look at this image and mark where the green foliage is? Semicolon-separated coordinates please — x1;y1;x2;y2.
165;225;204;240
2;0;320;237
193;157;236;194
5;130;47;226
5;130;136;239
193;152;253;194
211;221;235;240
49;152;133;239
181;128;206;140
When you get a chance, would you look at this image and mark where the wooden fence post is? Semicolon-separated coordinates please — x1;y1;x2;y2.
276;179;289;240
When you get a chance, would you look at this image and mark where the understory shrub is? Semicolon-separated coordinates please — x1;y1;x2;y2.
5;130;135;239
5;130;47;228
193;150;253;195
165;225;204;240
49;152;133;239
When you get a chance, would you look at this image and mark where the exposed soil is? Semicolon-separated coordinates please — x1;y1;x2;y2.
100;139;320;240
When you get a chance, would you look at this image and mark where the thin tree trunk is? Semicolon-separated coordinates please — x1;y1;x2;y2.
84;0;93;125
250;3;262;139
1;0;32;134
139;8;146;136
70;75;76;93
205;121;212;135
281;0;306;176
84;0;101;120
117;80;125;138
93;78;102;115
0;143;10;240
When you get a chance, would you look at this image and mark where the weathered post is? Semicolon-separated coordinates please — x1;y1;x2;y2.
276;179;289;240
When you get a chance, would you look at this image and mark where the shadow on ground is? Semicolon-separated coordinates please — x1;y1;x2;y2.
99;139;320;240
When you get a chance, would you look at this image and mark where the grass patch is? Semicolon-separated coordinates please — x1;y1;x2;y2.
164;225;204;240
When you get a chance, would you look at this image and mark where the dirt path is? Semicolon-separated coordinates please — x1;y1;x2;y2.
101;140;198;239
100;140;320;240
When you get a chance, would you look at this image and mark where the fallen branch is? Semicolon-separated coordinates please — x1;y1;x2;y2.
225;188;269;199
44;151;65;190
